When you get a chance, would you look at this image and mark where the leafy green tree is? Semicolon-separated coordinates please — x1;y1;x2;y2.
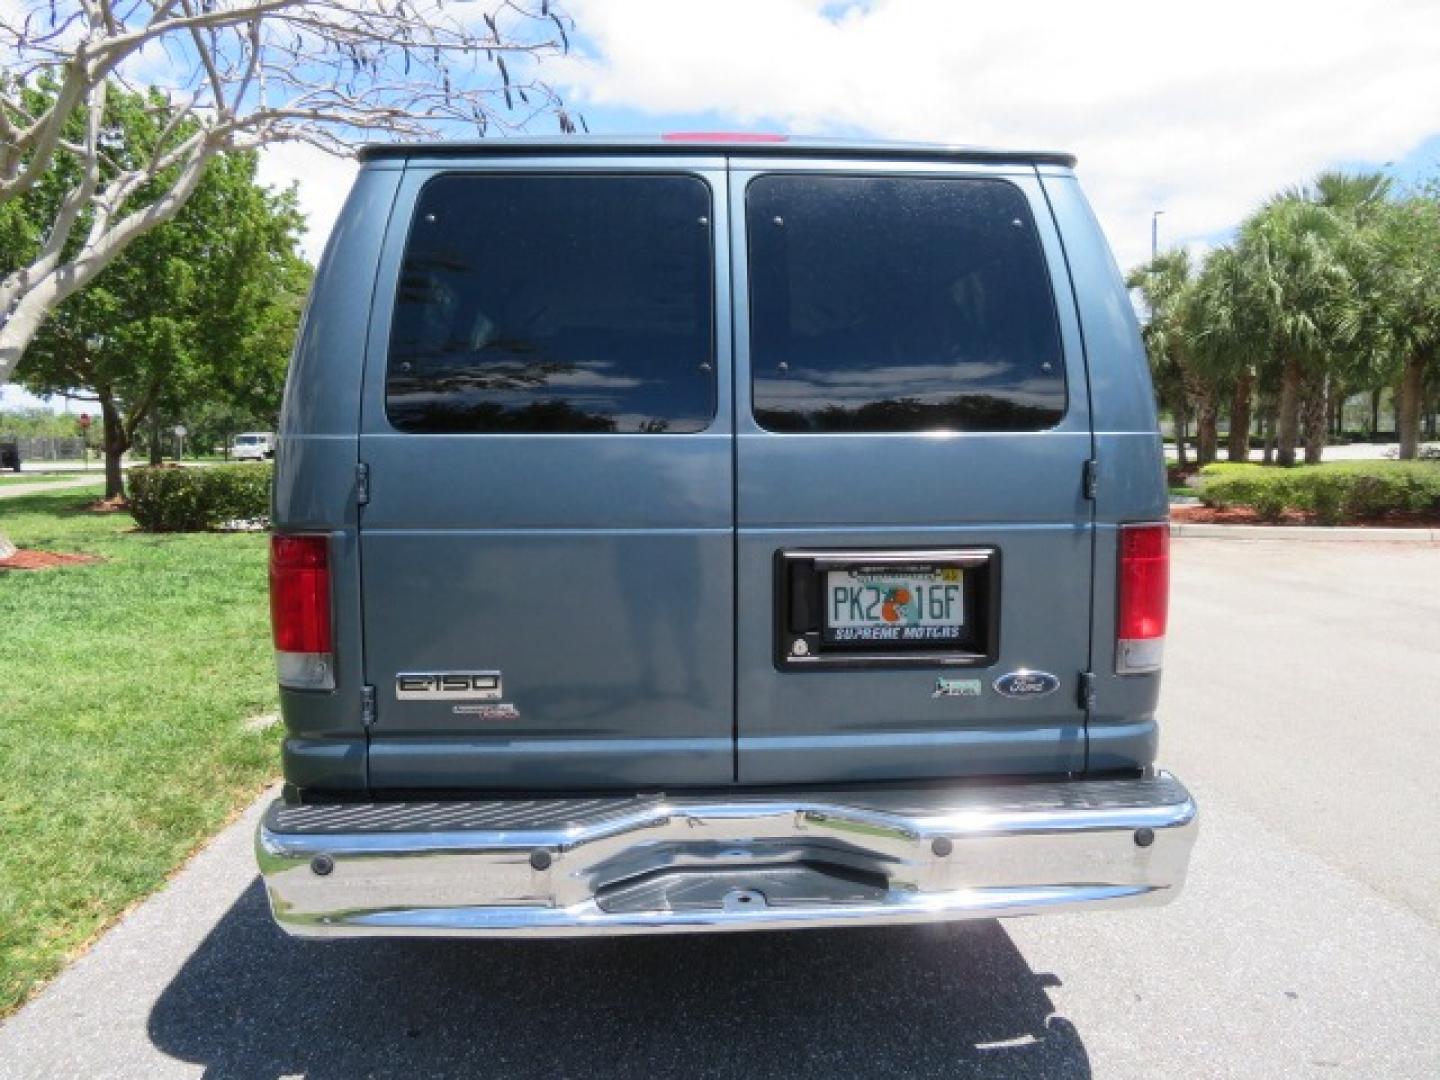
7;87;309;498
0;406;78;438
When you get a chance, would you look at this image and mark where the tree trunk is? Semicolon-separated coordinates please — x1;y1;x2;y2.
1196;389;1219;466
98;389;130;500
148;412;163;466
1397;352;1427;460
1262;404;1277;464
1302;373;1329;465
1227;370;1254;462
1173;397;1189;470
1370;388;1381;437
1276;356;1303;466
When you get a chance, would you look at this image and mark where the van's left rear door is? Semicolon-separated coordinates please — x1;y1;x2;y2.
357;157;734;789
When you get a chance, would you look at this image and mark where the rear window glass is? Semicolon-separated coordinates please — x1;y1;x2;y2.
387;174;715;434
746;175;1065;433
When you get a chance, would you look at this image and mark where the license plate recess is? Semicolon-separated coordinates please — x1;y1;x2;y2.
774;549;999;670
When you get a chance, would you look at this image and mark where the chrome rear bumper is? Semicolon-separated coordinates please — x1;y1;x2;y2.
256;772;1197;938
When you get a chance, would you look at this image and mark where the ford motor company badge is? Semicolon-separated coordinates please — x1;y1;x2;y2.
994;670;1060;698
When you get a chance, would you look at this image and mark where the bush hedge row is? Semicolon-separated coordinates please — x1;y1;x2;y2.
128;463;272;532
1198;461;1440;524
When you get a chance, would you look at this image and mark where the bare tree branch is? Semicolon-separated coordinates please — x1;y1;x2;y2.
0;1;583;382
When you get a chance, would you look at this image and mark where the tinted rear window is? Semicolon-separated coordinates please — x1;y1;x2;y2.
387;174;715;434
746;175;1065;433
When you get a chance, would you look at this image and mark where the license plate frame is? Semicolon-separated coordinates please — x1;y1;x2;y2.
774;548;999;671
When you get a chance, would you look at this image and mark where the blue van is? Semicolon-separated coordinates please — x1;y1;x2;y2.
257;136;1195;936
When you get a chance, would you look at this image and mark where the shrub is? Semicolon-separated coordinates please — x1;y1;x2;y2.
1197;462;1265;478
1199;461;1440;524
128;463;272;532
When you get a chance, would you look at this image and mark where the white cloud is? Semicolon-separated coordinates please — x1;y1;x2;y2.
256;142;359;264
554;0;1440;269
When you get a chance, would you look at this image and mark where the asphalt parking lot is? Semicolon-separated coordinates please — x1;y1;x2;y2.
1;537;1437;1079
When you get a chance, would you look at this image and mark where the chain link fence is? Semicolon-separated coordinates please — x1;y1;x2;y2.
0;435;89;462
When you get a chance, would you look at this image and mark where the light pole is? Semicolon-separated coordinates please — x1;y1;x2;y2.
1151;210;1165;261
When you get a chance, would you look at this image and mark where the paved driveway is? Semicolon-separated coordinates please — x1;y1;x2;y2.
2;538;1438;1079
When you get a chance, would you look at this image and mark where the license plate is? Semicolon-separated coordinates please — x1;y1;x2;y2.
824;566;964;643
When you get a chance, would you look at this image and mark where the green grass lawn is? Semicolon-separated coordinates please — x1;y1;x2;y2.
0;487;279;1015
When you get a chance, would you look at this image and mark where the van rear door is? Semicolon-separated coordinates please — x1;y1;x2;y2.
730;162;1095;783
357;160;734;789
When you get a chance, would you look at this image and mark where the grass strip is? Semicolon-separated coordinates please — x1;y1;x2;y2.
0;487;279;1015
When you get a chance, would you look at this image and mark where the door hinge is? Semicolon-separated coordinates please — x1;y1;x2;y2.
360;685;376;727
355;462;370;505
1078;671;1096;710
1082;459;1099;500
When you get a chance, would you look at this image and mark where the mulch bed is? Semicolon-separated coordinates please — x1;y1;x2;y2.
0;549;103;571
1171;504;1440;528
85;496;129;513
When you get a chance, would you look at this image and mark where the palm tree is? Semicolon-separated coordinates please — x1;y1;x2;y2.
1235;197;1353;465
1305;171;1394;460
1363;194;1440;458
1190;245;1268;462
1307;170;1393;220
1128;250;1197;467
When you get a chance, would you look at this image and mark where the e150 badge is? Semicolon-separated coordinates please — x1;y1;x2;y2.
395;671;502;701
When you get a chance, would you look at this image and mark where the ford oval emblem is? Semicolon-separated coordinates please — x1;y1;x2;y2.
993;670;1060;698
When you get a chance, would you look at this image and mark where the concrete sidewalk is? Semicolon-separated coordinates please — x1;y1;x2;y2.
1165;440;1440;463
1171;521;1440;542
0;476;102;499
0;793;275;1080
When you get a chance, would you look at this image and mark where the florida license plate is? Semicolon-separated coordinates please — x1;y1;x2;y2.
824;566;964;643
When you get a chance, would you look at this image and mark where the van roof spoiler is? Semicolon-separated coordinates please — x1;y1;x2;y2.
357;136;1077;169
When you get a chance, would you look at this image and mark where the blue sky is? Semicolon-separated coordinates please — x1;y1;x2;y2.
1176;131;1440;260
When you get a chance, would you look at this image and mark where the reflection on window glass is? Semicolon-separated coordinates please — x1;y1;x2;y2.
387;174;715;433
747;175;1066;433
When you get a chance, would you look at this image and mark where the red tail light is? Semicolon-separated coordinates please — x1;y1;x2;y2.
270;534;334;689
1116;523;1169;674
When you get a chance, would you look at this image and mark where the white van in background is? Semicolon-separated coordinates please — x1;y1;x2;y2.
231;432;275;461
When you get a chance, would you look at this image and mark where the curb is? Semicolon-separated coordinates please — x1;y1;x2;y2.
1170;523;1440;543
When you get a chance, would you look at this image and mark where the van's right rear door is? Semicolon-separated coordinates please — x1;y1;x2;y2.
730;159;1096;784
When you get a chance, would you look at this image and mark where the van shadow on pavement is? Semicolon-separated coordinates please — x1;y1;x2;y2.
147;878;1089;1079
